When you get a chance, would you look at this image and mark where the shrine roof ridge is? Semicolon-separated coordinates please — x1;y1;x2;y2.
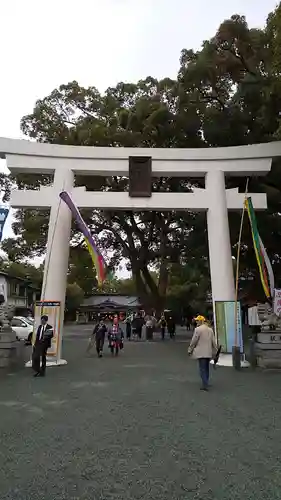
0;137;281;162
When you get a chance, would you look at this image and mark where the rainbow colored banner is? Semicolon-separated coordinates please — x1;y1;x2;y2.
245;197;274;299
59;191;106;286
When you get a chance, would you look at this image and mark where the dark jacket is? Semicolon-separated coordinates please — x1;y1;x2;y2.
167;319;175;333
93;323;107;340
35;324;53;348
132;316;143;330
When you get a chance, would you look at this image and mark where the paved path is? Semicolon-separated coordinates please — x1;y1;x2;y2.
1;327;281;499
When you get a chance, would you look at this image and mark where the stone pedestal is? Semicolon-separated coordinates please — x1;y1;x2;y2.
255;331;281;368
0;329;20;369
232;346;241;370
0;302;26;370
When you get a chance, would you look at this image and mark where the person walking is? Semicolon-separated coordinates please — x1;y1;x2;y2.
167;316;176;339
124;315;132;341
188;315;217;391
144;314;154;341
132;312;144;340
91;319;107;357
32;315;53;377
191;316;197;330
158;314;167;340
108;315;124;356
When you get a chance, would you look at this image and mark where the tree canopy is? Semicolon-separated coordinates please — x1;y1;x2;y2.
2;3;281;310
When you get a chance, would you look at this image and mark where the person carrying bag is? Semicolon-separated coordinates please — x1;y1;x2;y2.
188;315;218;391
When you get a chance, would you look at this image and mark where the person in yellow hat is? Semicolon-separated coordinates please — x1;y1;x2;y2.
188;315;217;391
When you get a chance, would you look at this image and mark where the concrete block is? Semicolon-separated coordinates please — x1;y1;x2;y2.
0;336;25;370
255;342;281;350
255;350;281;359
257;332;281;343
0;331;17;343
13;341;26;368
0;357;10;368
0;341;17;349
257;357;281;369
0;349;13;358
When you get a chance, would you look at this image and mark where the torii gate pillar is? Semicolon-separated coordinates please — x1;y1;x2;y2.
1;137;280;365
40;167;74;364
206;169;235;303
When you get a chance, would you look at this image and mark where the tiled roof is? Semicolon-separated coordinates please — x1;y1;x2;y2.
81;295;141;308
0;271;40;289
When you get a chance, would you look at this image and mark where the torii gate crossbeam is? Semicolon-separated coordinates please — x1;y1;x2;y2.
0;137;280;364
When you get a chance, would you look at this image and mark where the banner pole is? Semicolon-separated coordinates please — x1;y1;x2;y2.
233;178;249;365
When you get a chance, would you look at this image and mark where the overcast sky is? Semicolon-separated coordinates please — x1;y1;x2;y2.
0;0;278;260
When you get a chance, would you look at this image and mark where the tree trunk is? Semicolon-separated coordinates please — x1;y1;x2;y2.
158;259;169;298
131;265;151;308
131;262;165;312
141;266;165;313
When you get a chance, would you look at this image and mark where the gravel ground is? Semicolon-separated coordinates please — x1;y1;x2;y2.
1;325;281;499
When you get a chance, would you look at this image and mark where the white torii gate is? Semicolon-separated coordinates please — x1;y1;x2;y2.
1;137;280;364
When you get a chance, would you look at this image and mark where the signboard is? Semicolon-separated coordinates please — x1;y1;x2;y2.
33;301;61;358
129;156;152;197
257;333;281;343
0;207;9;242
274;289;281;317
215;301;243;353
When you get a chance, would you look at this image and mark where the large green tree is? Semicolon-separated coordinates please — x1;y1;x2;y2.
178;5;281;289
165;262;211;319
2;3;281;307
3;77;207;309
65;283;84;319
0;258;43;288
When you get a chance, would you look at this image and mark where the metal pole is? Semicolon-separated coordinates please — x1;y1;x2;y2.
233;178;249;369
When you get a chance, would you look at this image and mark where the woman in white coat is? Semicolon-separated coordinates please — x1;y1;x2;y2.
188;315;217;391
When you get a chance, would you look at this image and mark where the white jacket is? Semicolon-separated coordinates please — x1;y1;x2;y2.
189;324;217;359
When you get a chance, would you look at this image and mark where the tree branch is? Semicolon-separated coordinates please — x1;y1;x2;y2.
91;221;131;258
54;97;76;125
221;46;257;78
198;88;225;110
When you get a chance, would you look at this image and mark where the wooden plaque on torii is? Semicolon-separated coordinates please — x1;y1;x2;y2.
129;156;152;197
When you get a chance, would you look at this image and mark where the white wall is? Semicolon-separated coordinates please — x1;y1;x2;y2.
0;275;8;303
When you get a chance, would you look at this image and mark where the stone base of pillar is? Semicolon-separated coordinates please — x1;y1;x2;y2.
254;331;281;368
0;328;23;369
232;346;242;370
25;358;68;368
211;353;250;368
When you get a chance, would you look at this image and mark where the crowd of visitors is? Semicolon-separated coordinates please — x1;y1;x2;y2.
85;311;218;390
87;315;124;357
86;310;178;357
32;310;219;391
124;312;177;341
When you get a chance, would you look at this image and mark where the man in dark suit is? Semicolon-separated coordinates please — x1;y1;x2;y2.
32;315;53;377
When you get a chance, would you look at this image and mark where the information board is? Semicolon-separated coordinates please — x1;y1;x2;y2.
273;289;281;317
215;301;243;353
